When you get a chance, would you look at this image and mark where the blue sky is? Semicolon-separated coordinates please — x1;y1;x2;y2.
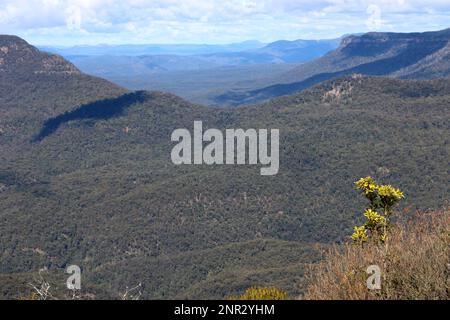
1;0;450;46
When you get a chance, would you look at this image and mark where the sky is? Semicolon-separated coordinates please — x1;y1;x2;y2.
0;0;450;46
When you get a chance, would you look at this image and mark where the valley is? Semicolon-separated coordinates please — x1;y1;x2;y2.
1;31;449;300
40;29;450;107
41;38;341;106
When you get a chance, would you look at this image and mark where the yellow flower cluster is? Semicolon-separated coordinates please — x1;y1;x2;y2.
351;226;368;243
356;176;405;207
227;287;288;300
355;177;378;195
378;185;404;201
364;208;386;226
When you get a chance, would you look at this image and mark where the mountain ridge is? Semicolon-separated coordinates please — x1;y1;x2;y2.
1;36;449;299
0;35;127;149
35;36;341;106
215;28;450;106
0;35;81;75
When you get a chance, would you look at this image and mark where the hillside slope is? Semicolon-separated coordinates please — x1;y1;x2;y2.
45;37;340;106
215;28;450;106
0;35;127;147
1;38;449;299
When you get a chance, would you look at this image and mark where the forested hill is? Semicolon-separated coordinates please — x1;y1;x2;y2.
215;28;450;106
0;35;127;147
0;37;449;299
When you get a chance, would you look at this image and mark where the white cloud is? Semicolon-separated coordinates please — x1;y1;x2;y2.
0;0;449;45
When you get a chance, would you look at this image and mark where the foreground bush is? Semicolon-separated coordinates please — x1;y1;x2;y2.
227;287;288;300
351;177;404;244
305;209;450;299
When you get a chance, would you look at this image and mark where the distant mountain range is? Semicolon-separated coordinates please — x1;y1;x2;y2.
39;37;340;106
216;28;450;105
38;40;266;56
41;37;341;78
1;35;449;299
42;29;450;107
40;38;340;64
251;38;342;63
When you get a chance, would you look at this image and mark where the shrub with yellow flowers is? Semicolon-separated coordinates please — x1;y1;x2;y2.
227;287;288;300
351;225;368;244
352;177;404;244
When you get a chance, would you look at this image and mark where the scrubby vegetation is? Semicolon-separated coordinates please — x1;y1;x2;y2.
234;179;448;300
1;37;449;299
227;287;288;300
305;204;450;299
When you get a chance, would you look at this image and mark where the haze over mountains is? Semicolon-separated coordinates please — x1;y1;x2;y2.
42;38;340;66
217;28;450;105
40;38;341;106
40;29;450;107
39;41;267;57
1;34;449;299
